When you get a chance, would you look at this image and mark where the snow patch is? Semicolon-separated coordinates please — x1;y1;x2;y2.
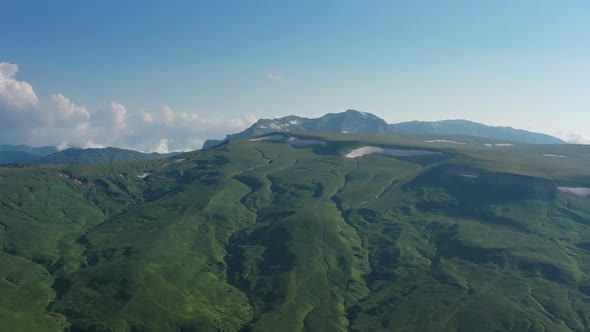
485;143;514;147
163;158;186;168
249;135;285;142
289;120;300;125
136;173;152;179
73;179;95;188
542;154;568;158
459;174;478;179
234;167;256;176
425;139;465;144
287;137;327;147
346;146;442;158
558;187;590;197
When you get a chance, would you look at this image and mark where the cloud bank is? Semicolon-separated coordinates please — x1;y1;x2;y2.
0;62;256;152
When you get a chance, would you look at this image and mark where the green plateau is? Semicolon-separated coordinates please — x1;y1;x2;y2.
1;132;590;331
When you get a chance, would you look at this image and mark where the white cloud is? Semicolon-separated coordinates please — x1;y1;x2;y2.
110;102;127;129
49;93;90;121
161;105;175;124
0;62;38;108
0;63;18;77
57;142;70;151
154;138;170;154
265;73;283;81
0;62;258;153
556;131;590;144
143;111;153;123
82;139;105;149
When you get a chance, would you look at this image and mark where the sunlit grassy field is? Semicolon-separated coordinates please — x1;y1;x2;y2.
1;132;590;331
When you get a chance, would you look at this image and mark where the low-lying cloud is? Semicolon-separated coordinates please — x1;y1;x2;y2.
556;131;590;145
0;62;256;152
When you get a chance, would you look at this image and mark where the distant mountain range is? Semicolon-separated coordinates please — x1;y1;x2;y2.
0;144;59;164
0;146;176;165
1;110;567;165
34;147;178;165
203;110;565;148
0;144;59;155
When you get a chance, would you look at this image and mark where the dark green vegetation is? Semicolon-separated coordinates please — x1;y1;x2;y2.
1;131;589;331
203;110;565;148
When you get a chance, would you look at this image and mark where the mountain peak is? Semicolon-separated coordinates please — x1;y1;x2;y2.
333;109;380;119
344;109;364;114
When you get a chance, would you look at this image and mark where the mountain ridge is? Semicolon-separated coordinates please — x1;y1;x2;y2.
203;110;565;148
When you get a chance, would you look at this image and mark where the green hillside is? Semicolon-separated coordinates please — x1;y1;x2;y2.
1;132;590;331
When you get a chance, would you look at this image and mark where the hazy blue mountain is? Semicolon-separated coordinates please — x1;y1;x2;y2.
0;144;59;164
0;145;177;165
0;151;42;164
34;147;178;165
0;144;59;155
390;119;564;144
203;110;565;148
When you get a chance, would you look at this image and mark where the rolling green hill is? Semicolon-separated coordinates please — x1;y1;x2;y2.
1;132;590;331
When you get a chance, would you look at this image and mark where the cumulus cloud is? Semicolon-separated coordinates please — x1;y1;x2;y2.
154;138;170;154
161;105;175;124
265;73;283;81
0;63;38;108
0;62;257;152
110;102;127;129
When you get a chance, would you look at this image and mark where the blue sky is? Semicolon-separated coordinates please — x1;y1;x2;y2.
1;0;589;151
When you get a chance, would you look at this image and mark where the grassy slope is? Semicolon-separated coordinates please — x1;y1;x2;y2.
1;132;590;331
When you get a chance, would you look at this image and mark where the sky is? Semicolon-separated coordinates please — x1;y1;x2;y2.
1;0;589;152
